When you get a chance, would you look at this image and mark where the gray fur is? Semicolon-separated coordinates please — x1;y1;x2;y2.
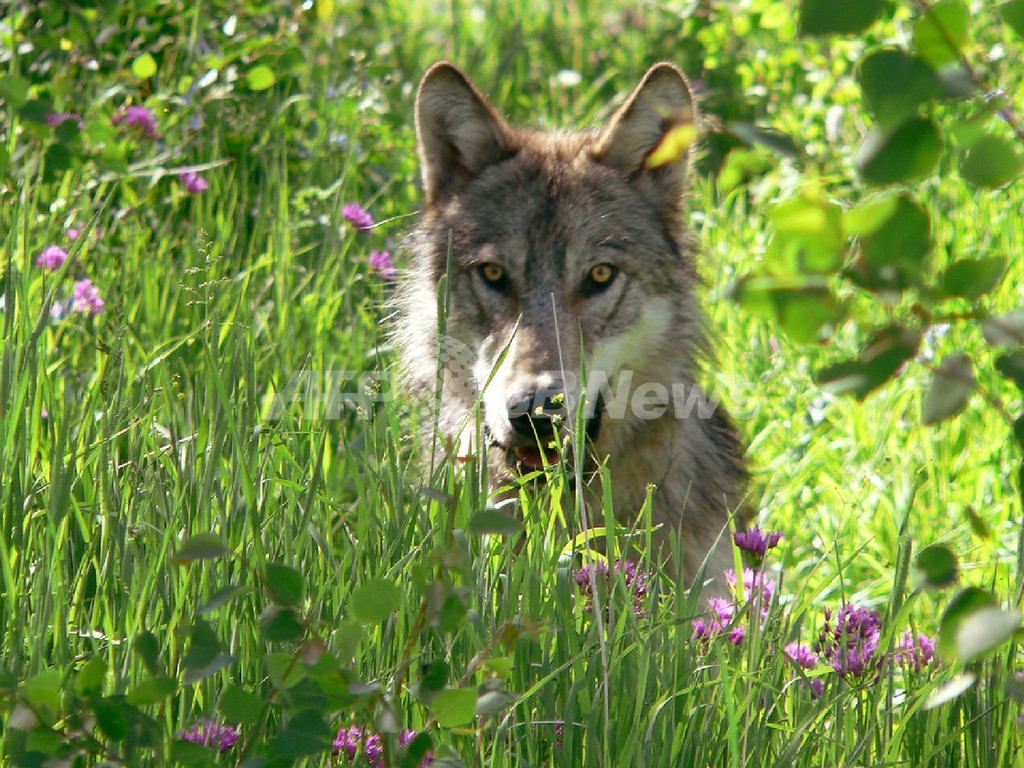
395;62;747;587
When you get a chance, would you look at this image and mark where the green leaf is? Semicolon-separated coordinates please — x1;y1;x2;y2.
923;352;974;425
857;195;932;289
247;65;276;91
350;578;402;624
416;659;449;700
960;135;1024;188
859;49;941;129
731;277;842;343
0;74;30;109
982;311;1024;346
996;351;1024;390
938;256;1007;300
924;672;977;709
265;563;304;606
134;631;163;675
218;685;265;725
171;739;220;766
938;586;997;658
724;122;803;159
913;0;970;67
133;53;158;80
430;687;479;727
93;697;130;741
815;326;920;399
184;622;221;670
24;670;62;718
398;732;434;768
172;533;228;564
439;591;468;634
799;0;883;35
75;657;107;699
1000;0;1024;39
856;117;942;186
198;584;249;616
955;607;1022;662
127;676;177;706
915;544;958;588
467;509;524;536
842;194;899;237
259;605;305;643
766;192;846;274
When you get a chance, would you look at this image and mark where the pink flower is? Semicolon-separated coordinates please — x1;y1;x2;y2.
784;642;817;669
112;105;160;139
370;250;397;280
72;279;105;317
180;723;239;754
733;526;783;559
179;171;209;195
45;112;85;129
37;245;68;271
342;203;374;231
893;630;937;672
67;226;81;241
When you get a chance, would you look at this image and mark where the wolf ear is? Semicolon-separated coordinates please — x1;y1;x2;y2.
415;62;514;202
594;63;698;217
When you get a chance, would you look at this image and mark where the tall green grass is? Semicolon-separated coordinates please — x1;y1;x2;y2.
1;1;1021;765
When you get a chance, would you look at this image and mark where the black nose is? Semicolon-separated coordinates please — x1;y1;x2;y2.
507;389;567;441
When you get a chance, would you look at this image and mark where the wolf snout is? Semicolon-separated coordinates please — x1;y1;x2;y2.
506;389;566;442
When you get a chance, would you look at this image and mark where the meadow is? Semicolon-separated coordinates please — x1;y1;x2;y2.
1;0;1023;765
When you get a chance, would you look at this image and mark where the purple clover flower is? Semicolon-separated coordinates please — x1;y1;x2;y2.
733;525;783;560
37;245;68;271
180;723;240;754
342;203;374;231
815;605;882;678
67;225;82;241
370;250;397;280
574;558;650;615
784;642;817;669
72;279;105;317
45;112;85;129
333;727;432;767
692;568;776;645
112;105;161;139
179;171;209;195
893;630;937;672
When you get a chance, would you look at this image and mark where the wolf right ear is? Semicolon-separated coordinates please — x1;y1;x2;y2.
415;63;513;203
594;63;698;222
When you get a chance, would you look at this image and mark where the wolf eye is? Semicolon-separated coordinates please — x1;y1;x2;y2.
478;263;509;291
582;263;618;296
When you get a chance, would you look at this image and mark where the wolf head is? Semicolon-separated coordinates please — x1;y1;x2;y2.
397;62;710;479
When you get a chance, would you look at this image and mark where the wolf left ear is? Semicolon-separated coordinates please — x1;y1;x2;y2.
594;63;698;219
415;62;514;203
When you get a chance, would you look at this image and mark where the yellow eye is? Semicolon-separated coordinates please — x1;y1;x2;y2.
481;263;505;284
589;264;616;285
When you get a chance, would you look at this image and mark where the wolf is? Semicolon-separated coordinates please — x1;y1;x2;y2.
395;61;747;587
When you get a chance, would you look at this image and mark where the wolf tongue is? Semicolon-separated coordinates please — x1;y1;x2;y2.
515;446;548;470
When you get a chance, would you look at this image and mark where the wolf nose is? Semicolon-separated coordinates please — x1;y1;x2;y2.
506;391;566;441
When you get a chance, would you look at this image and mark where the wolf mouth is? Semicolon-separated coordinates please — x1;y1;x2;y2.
491;395;605;475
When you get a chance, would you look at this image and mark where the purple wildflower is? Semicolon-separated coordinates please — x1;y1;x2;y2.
784;642;818;669
37;245;68;271
893;630;937;672
370;250;397;280
112;105;161;139
67;225;81;241
45;112;85;129
733;525;783;560
180;723;240;754
72;279;105;317
692;568;776;645
574;558;650;615
342;203;374;231
179;171;209;195
815;605;882;678
333;727;432;766
809;678;825;698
